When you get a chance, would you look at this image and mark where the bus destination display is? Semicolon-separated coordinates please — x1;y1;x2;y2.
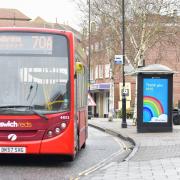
0;35;53;55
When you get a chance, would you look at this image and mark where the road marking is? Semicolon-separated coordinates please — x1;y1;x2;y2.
70;178;76;180
72;128;128;180
74;150;123;179
81;151;122;176
113;137;128;150
78;151;120;175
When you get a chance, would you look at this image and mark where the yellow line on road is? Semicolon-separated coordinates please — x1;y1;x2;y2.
113;137;128;150
71;129;128;179
77;150;122;177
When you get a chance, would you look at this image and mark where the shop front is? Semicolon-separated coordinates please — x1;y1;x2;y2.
89;83;110;118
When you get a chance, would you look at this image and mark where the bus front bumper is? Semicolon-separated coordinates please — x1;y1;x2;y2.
0;136;74;155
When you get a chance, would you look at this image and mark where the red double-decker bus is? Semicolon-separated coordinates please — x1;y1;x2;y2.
0;27;88;160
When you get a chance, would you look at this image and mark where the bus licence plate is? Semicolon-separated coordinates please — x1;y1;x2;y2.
0;147;26;153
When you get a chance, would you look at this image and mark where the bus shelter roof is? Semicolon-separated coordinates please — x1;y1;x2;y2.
126;64;175;76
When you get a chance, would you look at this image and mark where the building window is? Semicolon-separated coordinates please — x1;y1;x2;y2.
95;65;98;79
83;27;88;37
90;67;94;81
95;42;99;52
86;46;89;56
100;41;104;50
91;22;96;32
105;64;110;78
95;65;105;79
99;65;103;79
91;44;94;52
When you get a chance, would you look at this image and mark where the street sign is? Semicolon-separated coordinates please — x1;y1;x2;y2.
119;82;131;101
114;55;123;64
121;89;129;96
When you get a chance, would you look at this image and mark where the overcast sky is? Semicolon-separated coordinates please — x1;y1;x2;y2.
0;0;82;30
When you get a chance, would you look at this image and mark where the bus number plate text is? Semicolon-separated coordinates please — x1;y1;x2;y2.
0;147;26;153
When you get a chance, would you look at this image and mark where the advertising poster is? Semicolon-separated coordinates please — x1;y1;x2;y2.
143;78;168;123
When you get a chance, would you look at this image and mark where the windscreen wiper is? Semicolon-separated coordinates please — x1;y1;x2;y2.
0;105;48;120
0;105;32;109
25;106;48;120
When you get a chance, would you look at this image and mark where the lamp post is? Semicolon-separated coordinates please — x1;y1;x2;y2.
121;0;127;128
88;0;91;92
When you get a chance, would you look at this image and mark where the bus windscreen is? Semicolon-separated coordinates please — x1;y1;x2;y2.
0;32;70;114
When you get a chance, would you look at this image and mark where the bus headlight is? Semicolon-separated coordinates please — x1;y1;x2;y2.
61;122;67;129
44;121;69;139
55;127;61;134
47;130;53;137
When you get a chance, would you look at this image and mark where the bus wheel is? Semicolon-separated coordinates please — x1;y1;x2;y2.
67;136;78;161
68;134;79;161
76;134;80;151
82;142;86;149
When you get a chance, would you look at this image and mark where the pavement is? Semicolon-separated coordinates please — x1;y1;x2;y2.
82;118;180;180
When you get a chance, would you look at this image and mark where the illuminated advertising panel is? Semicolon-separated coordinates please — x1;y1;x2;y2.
143;78;168;123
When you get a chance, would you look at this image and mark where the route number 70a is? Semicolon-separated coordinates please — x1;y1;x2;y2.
32;36;52;50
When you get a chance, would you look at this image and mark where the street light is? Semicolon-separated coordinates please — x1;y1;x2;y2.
121;0;127;128
88;0;91;92
87;0;92;118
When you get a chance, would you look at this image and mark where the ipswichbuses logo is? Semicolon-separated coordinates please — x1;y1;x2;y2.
0;121;32;128
8;134;17;141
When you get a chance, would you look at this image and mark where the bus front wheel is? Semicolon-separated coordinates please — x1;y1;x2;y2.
67;134;79;161
82;142;86;149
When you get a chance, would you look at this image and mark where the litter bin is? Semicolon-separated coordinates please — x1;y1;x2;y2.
173;108;180;125
134;64;174;132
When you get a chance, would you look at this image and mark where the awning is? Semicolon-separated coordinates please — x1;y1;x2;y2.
88;94;96;106
90;83;110;91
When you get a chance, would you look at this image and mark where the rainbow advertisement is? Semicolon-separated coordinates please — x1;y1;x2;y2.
143;78;168;123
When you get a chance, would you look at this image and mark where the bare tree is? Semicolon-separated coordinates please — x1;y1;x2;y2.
75;0;179;66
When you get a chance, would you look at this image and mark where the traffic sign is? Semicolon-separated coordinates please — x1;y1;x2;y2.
119;82;131;101
121;89;129;96
114;55;123;64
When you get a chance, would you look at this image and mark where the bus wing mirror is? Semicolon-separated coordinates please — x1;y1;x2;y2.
75;62;84;73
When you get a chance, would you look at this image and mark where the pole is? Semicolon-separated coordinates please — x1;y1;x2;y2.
88;0;91;118
88;0;91;92
121;0;127;128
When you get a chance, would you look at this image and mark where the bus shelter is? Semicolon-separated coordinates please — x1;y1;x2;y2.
132;64;174;133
